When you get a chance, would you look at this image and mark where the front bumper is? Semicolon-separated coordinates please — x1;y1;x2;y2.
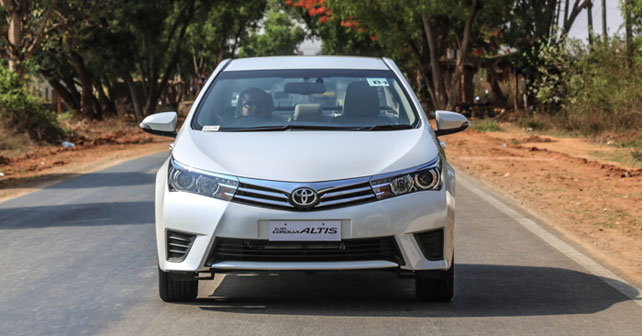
155;159;455;273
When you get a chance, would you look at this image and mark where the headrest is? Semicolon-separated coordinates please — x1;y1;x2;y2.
343;81;380;117
293;104;322;119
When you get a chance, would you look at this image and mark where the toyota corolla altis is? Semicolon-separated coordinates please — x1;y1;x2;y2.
140;56;469;302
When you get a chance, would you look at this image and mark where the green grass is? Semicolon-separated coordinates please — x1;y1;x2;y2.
472;119;503;132
591;150;642;168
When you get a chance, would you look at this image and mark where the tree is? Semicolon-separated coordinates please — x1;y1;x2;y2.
178;0;267;106
36;0;136;118
0;0;60;77
559;0;592;41
310;0;508;110
238;1;306;57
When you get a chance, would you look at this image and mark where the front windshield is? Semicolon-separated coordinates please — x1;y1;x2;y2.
191;69;418;131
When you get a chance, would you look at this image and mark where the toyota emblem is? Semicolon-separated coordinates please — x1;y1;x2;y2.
290;187;319;209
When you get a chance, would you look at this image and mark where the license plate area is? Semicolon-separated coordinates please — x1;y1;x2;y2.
268;220;341;241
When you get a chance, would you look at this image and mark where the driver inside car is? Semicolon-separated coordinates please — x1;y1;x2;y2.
235;88;273;120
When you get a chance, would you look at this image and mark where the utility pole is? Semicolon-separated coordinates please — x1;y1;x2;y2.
587;0;594;46
601;0;607;44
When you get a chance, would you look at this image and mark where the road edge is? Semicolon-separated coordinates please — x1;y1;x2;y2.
0;147;170;204
455;168;642;307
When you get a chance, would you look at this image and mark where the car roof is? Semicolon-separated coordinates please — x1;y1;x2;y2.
224;56;390;71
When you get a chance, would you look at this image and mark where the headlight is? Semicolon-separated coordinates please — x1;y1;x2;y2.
370;158;441;199
168;158;239;201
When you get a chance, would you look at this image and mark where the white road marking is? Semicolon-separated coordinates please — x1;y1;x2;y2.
457;173;642;307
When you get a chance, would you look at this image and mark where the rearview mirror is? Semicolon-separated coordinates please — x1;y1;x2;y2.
139;112;177;137
434;110;469;136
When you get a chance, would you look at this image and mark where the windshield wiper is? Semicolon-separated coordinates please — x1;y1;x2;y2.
220;124;356;132
355;124;413;131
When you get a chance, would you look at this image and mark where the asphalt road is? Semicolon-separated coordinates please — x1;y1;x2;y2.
1;152;641;336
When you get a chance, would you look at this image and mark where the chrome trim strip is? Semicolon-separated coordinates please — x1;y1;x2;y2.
371;182;390;189
237;186;288;199
210;260;399;271
168;235;191;243
320;186;372;199
316;177;372;193
233;194;293;207
317;194;375;207
168;242;190;249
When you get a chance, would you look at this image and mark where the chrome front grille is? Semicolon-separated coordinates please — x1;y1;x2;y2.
232;176;377;211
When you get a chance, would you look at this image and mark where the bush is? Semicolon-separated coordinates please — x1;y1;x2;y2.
531;39;642;135
0;65;67;143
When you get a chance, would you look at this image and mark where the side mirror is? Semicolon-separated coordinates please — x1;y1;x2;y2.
434;110;470;136
139;112;177;137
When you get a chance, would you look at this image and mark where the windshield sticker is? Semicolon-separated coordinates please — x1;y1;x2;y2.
367;78;389;87
202;125;220;132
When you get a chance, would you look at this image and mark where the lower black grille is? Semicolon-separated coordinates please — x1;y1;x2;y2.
414;229;444;261
167;230;196;262
206;237;404;265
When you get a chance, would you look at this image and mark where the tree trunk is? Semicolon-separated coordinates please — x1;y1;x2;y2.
142;0;196;116
513;71;519;114
95;77;116;116
6;9;24;76
552;0;561;42
124;73;143;122
46;79;79;112
70;51;97;118
625;0;632;66
421;13;447;110
601;0;607;43
420;65;439;110
446;0;479;110
587;0;594;46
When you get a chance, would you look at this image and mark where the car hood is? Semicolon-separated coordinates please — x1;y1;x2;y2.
172;128;439;182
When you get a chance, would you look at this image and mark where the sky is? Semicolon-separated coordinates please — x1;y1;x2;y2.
300;0;627;55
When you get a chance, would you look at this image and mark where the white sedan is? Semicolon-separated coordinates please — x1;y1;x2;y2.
140;56;469;302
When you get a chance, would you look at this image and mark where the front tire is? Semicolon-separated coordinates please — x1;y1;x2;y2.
415;259;454;302
158;267;198;302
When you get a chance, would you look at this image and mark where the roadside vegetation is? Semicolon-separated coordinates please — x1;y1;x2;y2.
472;119;503;132
532;41;642;136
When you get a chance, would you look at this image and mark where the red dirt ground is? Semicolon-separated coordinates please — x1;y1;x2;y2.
445;126;642;288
